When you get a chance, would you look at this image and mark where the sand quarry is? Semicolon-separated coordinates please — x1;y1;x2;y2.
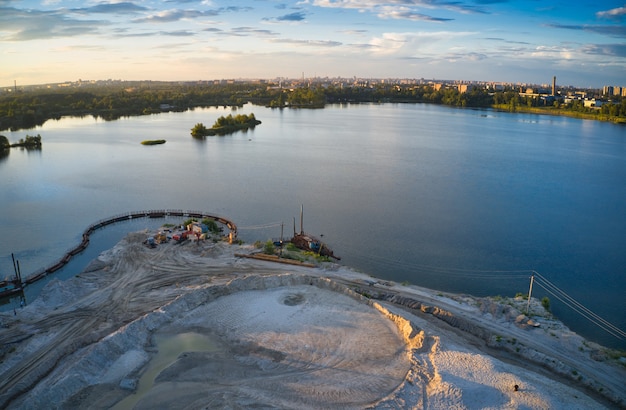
0;231;625;409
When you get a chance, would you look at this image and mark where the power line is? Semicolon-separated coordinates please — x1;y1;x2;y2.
238;221;283;230
532;272;626;340
533;272;624;336
343;249;626;341
533;280;625;340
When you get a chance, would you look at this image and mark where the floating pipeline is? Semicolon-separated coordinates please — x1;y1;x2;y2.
14;209;237;288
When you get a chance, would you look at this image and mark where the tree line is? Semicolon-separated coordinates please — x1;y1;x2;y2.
1;81;624;131
0;82;267;131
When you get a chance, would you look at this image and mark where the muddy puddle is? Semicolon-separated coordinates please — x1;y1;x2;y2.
112;332;220;410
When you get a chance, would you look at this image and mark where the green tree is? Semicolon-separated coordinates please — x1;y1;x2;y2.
269;91;286;107
191;123;209;137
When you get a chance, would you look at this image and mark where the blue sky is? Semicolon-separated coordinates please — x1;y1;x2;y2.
1;0;625;88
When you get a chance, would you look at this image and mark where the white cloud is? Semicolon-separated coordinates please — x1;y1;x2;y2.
369;31;476;56
530;46;581;60
376;6;453;22
596;5;626;20
270;38;342;47
311;0;485;15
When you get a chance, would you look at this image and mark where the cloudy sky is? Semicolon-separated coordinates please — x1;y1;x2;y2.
1;0;625;88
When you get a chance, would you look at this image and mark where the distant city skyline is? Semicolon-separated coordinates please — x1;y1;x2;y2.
1;1;625;88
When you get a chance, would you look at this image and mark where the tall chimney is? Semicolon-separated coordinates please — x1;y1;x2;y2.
552;76;556;96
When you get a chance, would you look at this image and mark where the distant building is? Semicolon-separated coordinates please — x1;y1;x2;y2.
457;84;475;93
584;99;603;108
488;83;505;91
602;85;626;97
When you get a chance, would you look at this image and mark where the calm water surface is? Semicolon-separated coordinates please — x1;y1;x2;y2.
1;103;625;349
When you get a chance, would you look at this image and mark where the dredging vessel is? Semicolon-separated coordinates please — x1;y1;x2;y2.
291;206;340;260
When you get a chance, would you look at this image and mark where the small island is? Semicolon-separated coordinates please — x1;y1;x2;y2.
191;113;261;137
140;139;166;145
1;134;43;149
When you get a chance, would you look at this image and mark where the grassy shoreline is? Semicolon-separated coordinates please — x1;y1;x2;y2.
492;104;626;124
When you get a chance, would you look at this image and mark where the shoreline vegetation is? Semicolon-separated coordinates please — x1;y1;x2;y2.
191;113;261;137
0;81;624;132
0;133;42;150
492;104;626;123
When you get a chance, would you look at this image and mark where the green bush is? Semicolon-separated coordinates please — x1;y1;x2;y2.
541;296;551;312
202;218;220;234
263;240;275;255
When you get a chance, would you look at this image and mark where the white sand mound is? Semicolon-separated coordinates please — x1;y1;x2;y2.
0;234;623;409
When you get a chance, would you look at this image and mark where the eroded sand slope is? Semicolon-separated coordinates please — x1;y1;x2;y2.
0;232;623;409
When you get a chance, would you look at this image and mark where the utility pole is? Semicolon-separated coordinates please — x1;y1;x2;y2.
526;274;535;315
11;253;17;279
279;222;284;257
16;260;22;284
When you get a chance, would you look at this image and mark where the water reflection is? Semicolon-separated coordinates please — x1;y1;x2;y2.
0;134;9;161
112;332;219;410
21;146;42;154
0;104;624;350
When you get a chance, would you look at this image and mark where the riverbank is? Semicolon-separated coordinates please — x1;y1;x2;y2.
492;104;626;124
0;231;624;409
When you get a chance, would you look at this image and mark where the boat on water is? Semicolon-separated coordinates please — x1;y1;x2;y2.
291;206;340;260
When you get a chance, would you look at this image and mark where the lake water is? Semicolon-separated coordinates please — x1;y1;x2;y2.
1;103;625;349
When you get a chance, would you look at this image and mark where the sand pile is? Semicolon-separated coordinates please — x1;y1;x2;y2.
0;232;623;409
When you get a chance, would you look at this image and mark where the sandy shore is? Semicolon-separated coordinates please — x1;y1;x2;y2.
0;231;624;409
